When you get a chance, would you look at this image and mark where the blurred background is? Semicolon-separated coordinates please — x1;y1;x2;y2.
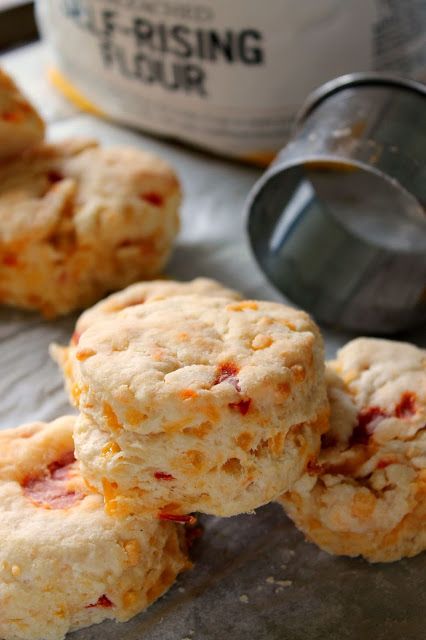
0;0;37;51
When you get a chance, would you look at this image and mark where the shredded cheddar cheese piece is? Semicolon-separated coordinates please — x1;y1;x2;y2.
227;301;259;312
102;442;121;457
103;403;122;432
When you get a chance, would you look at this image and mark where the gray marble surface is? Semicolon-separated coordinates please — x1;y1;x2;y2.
1;42;425;640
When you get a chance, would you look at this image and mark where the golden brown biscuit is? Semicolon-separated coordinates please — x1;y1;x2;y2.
279;338;426;562
70;296;328;518
0;140;180;316
0;416;189;640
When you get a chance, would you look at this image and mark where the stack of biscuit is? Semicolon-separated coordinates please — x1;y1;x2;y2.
1;69;426;640
2;272;331;640
53;281;329;520
52;281;426;565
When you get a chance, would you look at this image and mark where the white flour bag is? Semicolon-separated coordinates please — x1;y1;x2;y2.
37;0;426;163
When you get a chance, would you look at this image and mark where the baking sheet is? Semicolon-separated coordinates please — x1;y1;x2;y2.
1;43;426;640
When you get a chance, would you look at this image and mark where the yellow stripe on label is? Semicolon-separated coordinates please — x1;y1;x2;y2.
48;66;106;118
241;150;276;167
49;67;277;167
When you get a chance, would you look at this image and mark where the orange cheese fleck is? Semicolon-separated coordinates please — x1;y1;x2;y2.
124;408;148;426
200;403;220;423
351;491;376;520
269;432;285;455
101;479;120;516
180;389;198;400
291;364;306;383
183;450;204;470
102;478;118;502
76;348;96;361
71;383;82;405
183;421;212;438
123;589;138;608
281;319;296;331
163;417;189;433
277;382;291;396
236;432;253;451
63;359;73;381
251;334;273;350
124;540;141;566
102;441;121;457
227;301;259;312
103;403;122;431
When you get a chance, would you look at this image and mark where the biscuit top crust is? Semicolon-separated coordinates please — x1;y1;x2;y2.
0;140;180;246
74;296;326;434
75;278;241;335
327;338;426;448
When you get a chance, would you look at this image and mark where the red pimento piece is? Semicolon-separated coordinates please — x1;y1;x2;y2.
86;595;113;609
185;524;204;549
394;392;417;419
2;111;19;122
228;399;251;415
48;451;76;475
140;192;164;207
154;471;175;481
213;362;241;392
23;451;82;509
307;459;323;474
349;406;388;446
321;432;337;449
158;513;196;525
2;253;18;267
47;169;64;184
377;459;393;470
20;102;32;114
23;479;80;509
71;331;81;346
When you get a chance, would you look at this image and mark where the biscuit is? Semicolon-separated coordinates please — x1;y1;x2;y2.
279;338;426;563
0;68;45;160
0;416;189;640
0;140;180;316
71;296;328;518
